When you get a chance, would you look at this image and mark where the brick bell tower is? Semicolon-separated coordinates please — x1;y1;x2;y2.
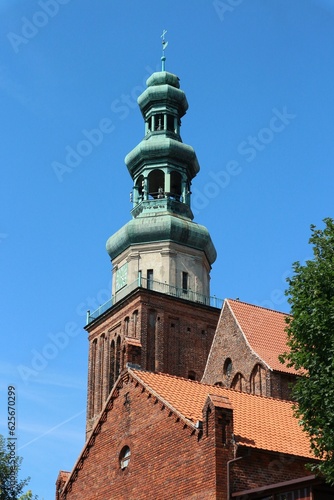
85;40;221;436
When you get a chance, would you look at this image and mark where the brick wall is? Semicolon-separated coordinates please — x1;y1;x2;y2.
85;288;219;436
61;373;234;500
202;303;296;400
202;304;269;394
270;371;295;400
59;372;314;500
231;447;314;495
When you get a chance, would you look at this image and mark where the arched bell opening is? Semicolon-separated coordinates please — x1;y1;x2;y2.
146;113;178;134
134;175;144;202
169;171;182;202
148;170;165;199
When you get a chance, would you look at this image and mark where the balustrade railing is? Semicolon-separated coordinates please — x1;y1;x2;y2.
86;278;223;325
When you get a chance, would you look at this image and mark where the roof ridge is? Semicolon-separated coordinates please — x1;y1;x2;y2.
131;368;205;386
227;298;291;316
131;368;294;405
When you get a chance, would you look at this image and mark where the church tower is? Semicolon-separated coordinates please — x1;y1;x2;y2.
106;69;216;301
85;47;221;436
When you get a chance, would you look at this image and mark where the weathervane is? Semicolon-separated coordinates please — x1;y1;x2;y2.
161;29;168;71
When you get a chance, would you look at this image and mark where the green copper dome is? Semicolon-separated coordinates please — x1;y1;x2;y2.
138;71;188;119
106;62;217;273
125;136;199;180
106;214;217;265
146;71;180;88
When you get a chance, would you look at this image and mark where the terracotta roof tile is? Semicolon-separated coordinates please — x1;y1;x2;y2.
226;299;297;374
131;369;313;459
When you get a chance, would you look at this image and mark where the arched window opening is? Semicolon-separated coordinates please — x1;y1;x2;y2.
231;372;246;392
250;364;264;396
170;171;182;201
109;340;115;392
188;370;196;381
223;358;233;377
122;346;126;371
116;336;121;380
99;335;105;407
148;170;165;199
133;310;138;337
90;339;97;417
119;446;131;470
154;113;164;130
124;316;129;336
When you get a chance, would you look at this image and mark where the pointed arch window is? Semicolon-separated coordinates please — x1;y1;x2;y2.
250;364;265;396
116;336;121;379
223;358;233;377
90;339;97;417
231;372;246;392
109;340;115;392
99;334;105;407
124;316;129;336
132;310;138;337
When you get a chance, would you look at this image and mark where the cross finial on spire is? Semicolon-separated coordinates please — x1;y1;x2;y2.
161;29;168;71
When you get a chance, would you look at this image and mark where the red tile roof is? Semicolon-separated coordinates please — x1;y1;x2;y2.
131;369;313;459
226;299;297;374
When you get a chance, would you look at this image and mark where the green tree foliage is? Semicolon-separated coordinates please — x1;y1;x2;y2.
281;218;334;483
0;434;38;500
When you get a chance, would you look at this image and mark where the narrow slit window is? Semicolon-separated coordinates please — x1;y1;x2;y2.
182;272;188;293
147;269;153;290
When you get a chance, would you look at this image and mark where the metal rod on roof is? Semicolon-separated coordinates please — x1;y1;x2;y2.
161;29;168;71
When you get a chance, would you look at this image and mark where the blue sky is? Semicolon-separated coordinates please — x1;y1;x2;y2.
1;1;334;498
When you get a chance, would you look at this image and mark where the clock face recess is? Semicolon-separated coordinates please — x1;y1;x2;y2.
115;263;128;291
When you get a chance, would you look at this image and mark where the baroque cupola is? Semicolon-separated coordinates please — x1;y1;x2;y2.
106;39;216;303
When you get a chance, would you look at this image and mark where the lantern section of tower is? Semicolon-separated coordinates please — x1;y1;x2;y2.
106;69;217;304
